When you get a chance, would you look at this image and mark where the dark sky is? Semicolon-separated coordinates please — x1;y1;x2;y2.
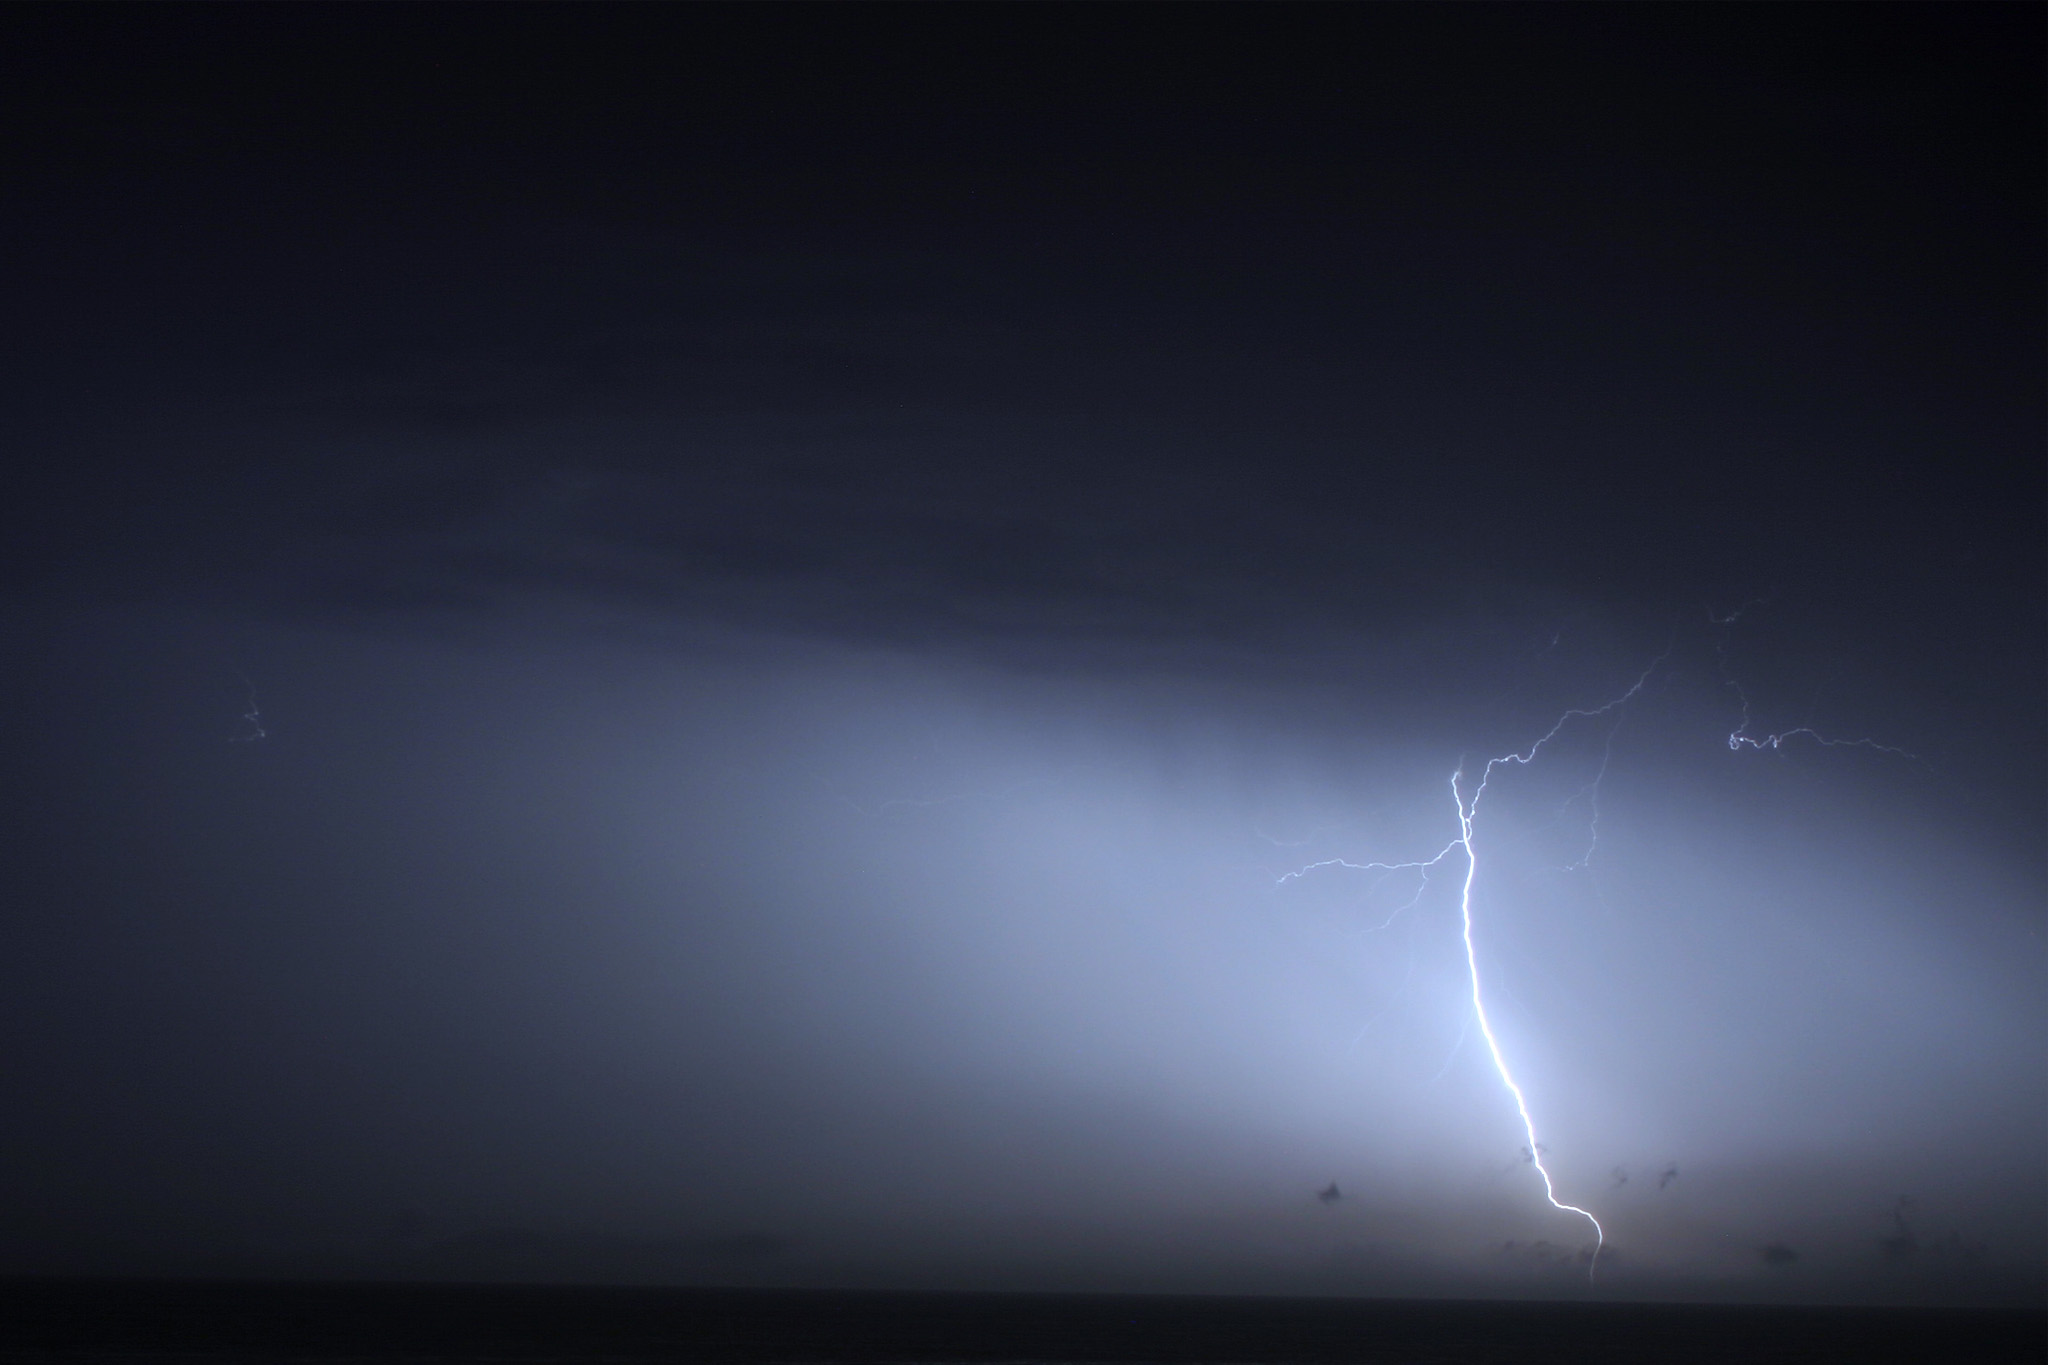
1;5;2040;1306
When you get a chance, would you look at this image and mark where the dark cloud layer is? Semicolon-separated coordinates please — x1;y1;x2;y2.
0;6;2039;1306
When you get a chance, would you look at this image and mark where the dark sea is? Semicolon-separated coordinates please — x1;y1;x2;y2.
0;1280;2039;1364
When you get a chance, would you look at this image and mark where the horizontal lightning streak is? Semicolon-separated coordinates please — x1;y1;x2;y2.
1274;840;1462;939
1725;727;1914;758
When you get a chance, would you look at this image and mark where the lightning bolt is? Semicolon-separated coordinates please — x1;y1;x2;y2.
1284;650;1669;1280
1282;611;1915;1283
1445;652;1672;1277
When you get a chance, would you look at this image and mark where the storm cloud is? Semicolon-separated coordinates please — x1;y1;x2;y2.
0;4;2039;1308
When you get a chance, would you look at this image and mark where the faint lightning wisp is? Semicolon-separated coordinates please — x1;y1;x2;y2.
230;674;266;743
1724;720;1914;758
1710;605;1915;758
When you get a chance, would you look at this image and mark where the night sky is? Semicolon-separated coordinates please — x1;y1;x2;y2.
1;6;2040;1307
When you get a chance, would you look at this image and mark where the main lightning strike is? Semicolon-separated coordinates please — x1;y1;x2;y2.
1284;651;1669;1280
1285;618;1910;1282
1444;652;1668;1277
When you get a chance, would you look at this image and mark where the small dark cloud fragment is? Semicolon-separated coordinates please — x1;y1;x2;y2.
1761;1242;1800;1268
1500;1239;1561;1262
1317;1182;1341;1206
1879;1196;1918;1262
1928;1230;1987;1271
